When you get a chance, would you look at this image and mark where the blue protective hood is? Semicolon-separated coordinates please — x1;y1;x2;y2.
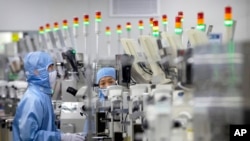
96;67;116;84
24;51;54;94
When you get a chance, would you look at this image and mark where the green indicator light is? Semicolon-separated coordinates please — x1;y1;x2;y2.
84;15;90;25
117;25;122;34
117;30;122;34
138;27;144;30
106;27;111;35
63;26;68;29
126;22;131;32
175;28;183;34
162;22;168;25
95;12;101;22
224;20;233;26
149;18;154;27
62;20;68;29
152;32;159;37
39;26;44;34
45;24;51;32
73;24;79;27
95;19;102;22
53;28;59;31
138;20;144;30
45;29;51;32
105;32;111;35
72;49;76;54
197;24;205;31
83;22;89;25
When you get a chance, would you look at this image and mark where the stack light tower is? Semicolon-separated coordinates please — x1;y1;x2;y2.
175;16;183;35
162;14;168;32
62;19;69;45
223;6;235;43
95;11;102;22
53;22;59;31
45;23;51;32
52;22;59;47
38;26;47;50
73;17;79;38
62;19;69;29
149;17;154;34
105;26;111;35
95;11;102;57
105;26;111;57
83;14;90;54
116;24;122;34
44;23;54;51
39;26;45;34
45;23;51;40
73;17;79;27
197;12;206;32
62;19;73;48
138;20;144;35
116;24;122;54
83;14;90;25
152;20;159;37
126;22;132;38
224;6;233;27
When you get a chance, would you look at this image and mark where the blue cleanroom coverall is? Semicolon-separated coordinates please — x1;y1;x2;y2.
12;51;61;141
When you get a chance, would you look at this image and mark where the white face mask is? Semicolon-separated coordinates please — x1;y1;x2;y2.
49;70;57;89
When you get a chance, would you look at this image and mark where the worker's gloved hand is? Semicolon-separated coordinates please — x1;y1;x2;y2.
61;133;85;141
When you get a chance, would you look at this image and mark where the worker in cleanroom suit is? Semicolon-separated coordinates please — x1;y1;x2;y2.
82;67;116;137
12;51;85;141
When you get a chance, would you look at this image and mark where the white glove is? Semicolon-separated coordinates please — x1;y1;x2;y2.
61;133;85;141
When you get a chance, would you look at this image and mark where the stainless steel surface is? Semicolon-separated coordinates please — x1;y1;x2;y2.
192;42;249;141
